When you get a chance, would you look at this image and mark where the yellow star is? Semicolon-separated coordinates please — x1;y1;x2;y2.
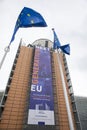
27;13;31;17
31;20;34;24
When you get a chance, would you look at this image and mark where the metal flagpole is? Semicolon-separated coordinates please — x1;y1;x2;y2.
0;39;22;70
57;50;75;130
0;45;10;69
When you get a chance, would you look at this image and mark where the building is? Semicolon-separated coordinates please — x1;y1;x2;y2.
1;94;87;130
0;39;82;130
75;96;87;130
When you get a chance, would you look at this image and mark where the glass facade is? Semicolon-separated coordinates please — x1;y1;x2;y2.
75;96;87;130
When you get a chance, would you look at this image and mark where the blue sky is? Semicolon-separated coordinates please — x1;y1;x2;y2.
0;0;87;96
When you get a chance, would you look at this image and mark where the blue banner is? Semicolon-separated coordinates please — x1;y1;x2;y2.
28;46;55;125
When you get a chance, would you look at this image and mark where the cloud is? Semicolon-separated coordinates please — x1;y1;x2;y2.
75;56;87;71
0;0;6;1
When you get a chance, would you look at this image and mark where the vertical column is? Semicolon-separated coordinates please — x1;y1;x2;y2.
52;52;70;130
57;52;75;130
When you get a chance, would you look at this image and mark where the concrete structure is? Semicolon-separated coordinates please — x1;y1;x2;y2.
0;39;81;130
75;96;87;130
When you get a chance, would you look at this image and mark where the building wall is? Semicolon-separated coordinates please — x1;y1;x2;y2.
52;52;70;129
0;43;81;130
0;46;33;129
52;51;77;130
75;96;87;130
60;52;77;129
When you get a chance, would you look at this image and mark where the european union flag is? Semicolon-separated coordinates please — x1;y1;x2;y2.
10;7;47;44
52;28;70;55
60;44;70;55
52;28;61;49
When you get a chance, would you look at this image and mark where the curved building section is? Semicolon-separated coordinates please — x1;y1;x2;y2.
31;38;53;48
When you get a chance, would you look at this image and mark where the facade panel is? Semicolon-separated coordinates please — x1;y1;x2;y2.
0;46;33;129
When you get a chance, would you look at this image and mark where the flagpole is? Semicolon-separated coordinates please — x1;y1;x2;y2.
0;38;22;70
57;50;75;130
0;45;10;69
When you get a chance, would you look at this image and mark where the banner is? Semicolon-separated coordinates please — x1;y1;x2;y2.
28;46;55;125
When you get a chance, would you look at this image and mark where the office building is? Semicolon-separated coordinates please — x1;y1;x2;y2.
0;39;81;130
75;96;87;130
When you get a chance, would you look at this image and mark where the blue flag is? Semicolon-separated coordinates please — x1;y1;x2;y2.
10;7;47;44
52;28;61;49
60;44;70;55
52;28;70;55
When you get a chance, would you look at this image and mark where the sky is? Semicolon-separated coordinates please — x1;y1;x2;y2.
0;0;87;97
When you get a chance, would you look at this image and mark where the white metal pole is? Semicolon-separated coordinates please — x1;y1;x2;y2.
0;46;10;69
0;38;22;70
57;50;75;130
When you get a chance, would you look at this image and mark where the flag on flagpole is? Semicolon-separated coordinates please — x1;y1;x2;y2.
10;7;47;44
52;28;61;49
52;28;70;55
60;44;70;55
